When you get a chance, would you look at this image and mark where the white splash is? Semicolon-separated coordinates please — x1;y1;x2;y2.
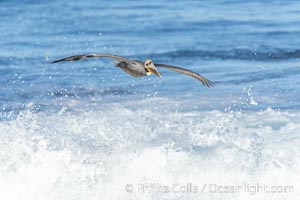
0;102;299;200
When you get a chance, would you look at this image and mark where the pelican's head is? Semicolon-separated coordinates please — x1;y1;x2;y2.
144;59;162;77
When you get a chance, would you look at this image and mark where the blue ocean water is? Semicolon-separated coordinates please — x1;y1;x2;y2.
0;1;299;200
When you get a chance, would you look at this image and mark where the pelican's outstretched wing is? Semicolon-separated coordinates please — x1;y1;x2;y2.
51;53;136;64
155;63;214;87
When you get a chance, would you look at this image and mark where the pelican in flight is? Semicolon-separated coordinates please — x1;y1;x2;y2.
52;53;214;87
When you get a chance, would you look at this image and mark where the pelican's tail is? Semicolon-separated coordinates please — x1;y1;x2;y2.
113;61;120;67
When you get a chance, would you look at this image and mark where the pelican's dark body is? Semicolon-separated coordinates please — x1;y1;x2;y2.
114;61;147;77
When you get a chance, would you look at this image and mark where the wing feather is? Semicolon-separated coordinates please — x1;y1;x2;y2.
51;53;136;64
155;63;214;87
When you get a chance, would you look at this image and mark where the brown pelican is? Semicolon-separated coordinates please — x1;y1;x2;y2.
52;53;214;87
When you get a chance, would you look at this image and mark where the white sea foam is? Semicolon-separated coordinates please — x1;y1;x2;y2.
0;101;299;200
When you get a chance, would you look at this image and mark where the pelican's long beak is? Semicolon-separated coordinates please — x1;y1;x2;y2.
148;63;162;77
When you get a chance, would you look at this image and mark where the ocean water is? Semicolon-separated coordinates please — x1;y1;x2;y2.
0;0;300;199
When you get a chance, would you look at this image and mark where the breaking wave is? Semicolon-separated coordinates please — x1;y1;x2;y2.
0;102;299;200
